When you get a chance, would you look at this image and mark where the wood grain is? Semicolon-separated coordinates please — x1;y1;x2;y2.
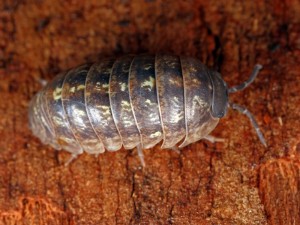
0;0;299;224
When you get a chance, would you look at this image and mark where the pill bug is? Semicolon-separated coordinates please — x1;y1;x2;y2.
29;54;266;165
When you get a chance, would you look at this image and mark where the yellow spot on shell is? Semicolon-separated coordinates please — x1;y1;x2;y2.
119;82;127;91
52;116;64;126
69;84;85;93
190;67;197;73
144;64;153;70
73;107;86;117
193;95;207;108
170;111;184;123
149;131;162;138
123;119;134;127
141;76;155;90
70;87;75;93
121;101;132;112
121;100;131;108
145;99;155;105
77;84;85;90
53;87;62;100
99;105;111;116
102;83;109;88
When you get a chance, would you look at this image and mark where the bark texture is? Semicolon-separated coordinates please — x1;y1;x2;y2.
0;0;299;224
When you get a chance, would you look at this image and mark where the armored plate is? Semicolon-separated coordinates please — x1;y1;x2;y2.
179;57;219;147
85;60;122;151
129;55;163;149
155;54;185;148
61;65;105;154
28;90;56;147
109;55;141;149
38;85;61;150
45;72;83;154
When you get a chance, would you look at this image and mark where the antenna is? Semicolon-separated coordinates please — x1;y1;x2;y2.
228;64;263;93
229;64;267;147
230;103;267;147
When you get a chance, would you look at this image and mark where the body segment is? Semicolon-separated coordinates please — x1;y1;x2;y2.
129;55;163;149
155;54;185;149
85;60;123;151
180;56;219;147
61;64;105;155
109;55;141;149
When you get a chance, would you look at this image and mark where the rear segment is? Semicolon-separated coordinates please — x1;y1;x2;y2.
28;87;59;149
29;72;84;155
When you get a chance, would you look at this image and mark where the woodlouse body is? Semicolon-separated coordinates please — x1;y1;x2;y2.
29;54;266;161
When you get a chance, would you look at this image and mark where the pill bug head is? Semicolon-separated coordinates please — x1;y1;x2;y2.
207;70;229;118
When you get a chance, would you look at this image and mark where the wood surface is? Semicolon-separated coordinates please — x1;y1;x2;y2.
0;0;299;224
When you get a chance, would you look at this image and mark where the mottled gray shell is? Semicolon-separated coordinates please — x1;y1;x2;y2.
28;54;221;155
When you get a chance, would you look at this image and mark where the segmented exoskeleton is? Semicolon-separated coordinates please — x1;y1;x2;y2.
29;54;266;165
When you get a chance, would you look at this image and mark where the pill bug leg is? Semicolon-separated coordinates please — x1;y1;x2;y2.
38;79;48;87
203;135;225;143
170;146;180;154
64;153;81;166
136;144;145;167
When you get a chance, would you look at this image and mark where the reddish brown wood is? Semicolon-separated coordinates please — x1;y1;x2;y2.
0;0;299;224
260;158;300;225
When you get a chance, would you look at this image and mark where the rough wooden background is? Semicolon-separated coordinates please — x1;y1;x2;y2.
0;0;299;224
